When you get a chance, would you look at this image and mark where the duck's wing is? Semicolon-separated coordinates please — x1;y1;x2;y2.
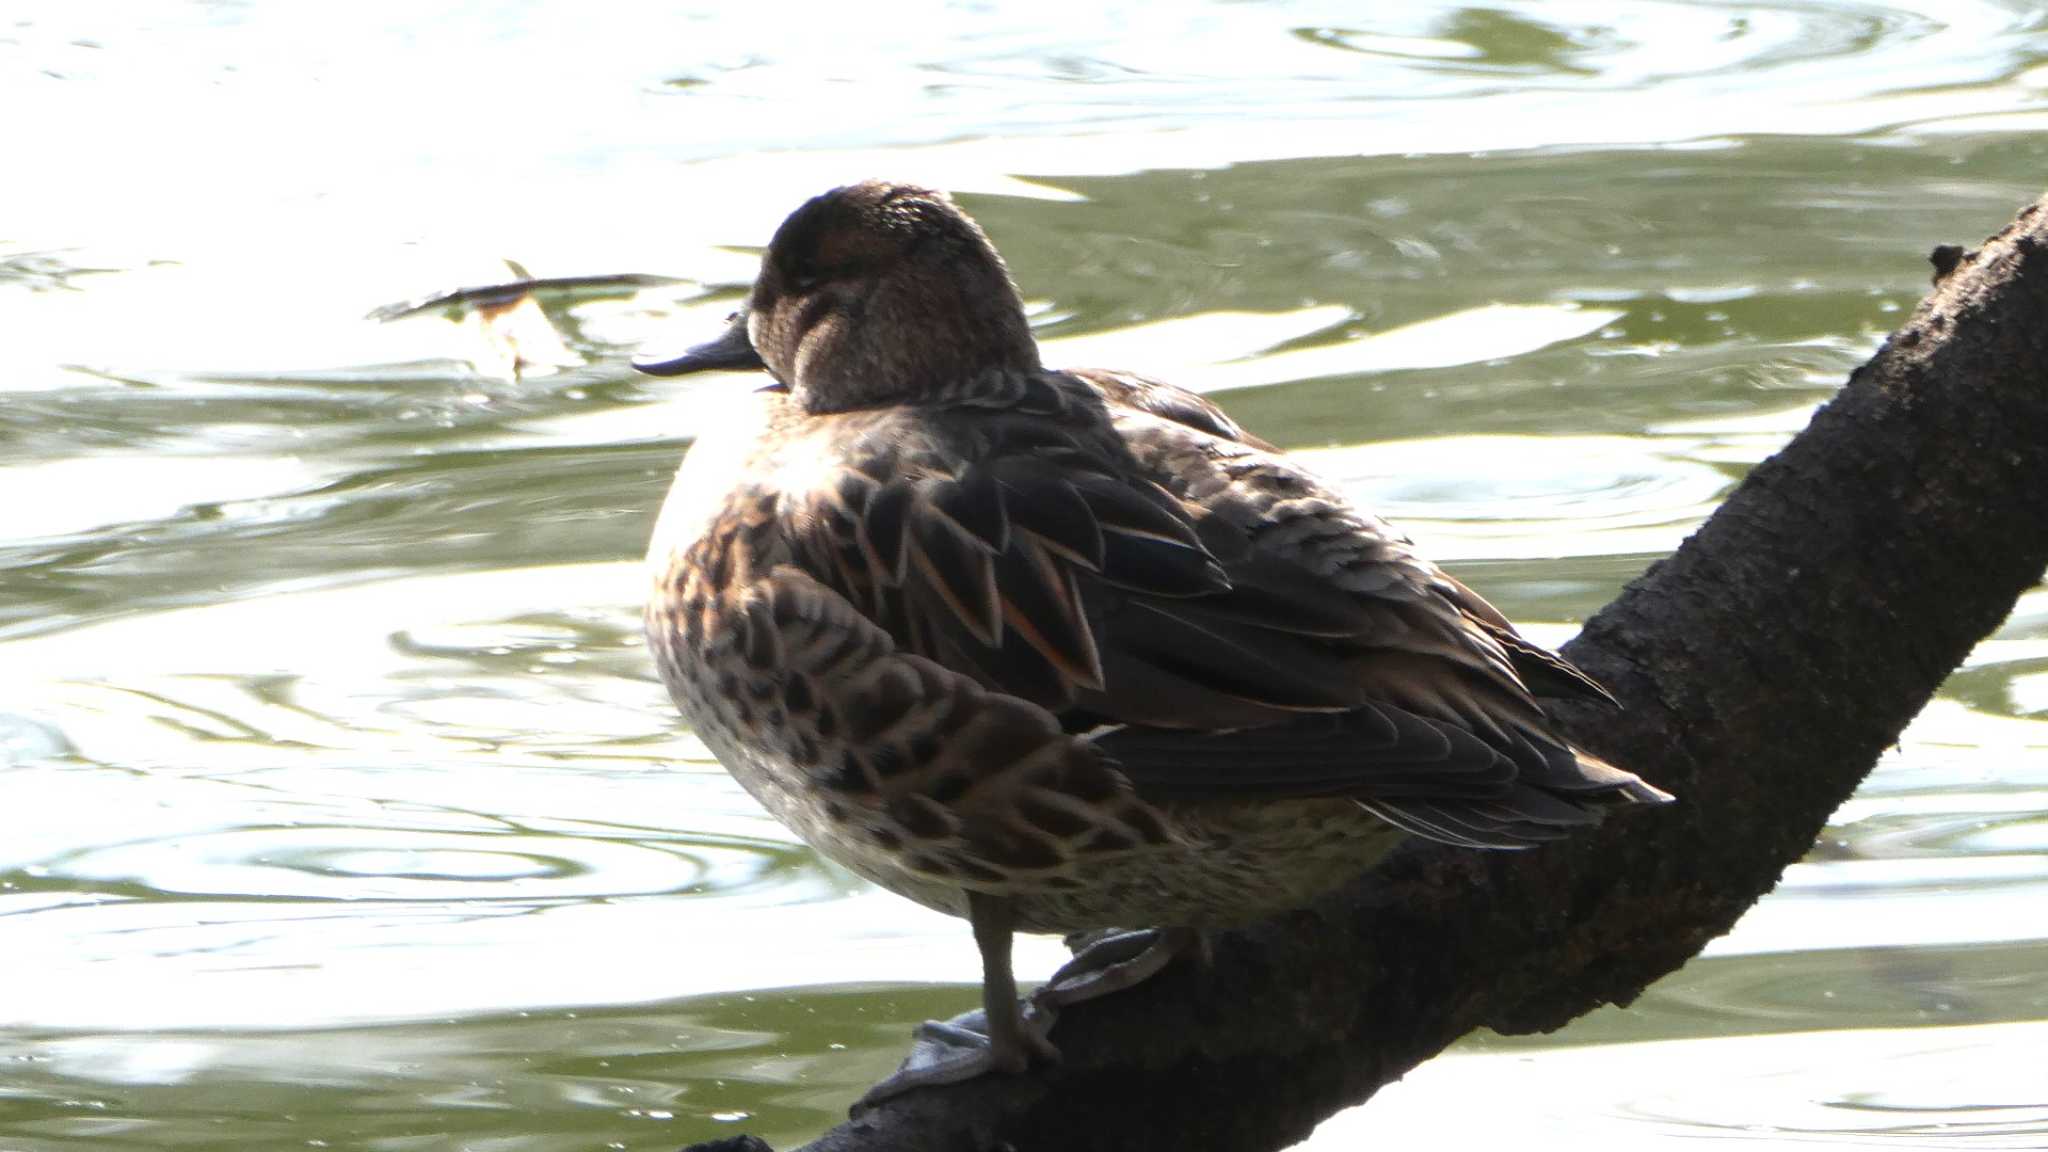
782;369;1665;849
786;370;1328;722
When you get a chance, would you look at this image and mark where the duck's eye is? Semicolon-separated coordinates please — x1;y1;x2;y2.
788;265;823;291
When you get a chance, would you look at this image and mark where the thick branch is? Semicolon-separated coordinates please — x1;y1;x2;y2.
685;194;2048;1152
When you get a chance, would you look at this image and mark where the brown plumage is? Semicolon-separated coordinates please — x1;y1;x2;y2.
637;180;1670;1102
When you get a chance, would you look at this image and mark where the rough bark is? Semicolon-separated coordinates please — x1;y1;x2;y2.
681;194;2048;1152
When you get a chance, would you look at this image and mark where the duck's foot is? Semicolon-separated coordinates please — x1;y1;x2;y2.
853;892;1061;1112
853;1002;1060;1109
853;927;1198;1110
1034;926;1200;1013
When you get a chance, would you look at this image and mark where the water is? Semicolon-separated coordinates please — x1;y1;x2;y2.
3;2;2046;1148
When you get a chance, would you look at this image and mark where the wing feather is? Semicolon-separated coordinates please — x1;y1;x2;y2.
774;370;1666;853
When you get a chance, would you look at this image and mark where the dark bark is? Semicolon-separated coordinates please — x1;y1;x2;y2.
682;194;2048;1152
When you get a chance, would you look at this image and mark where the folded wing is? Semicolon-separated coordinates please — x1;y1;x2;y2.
783;369;1668;850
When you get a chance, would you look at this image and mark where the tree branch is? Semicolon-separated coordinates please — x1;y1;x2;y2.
683;193;2048;1152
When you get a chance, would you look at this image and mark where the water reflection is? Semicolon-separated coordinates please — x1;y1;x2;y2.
1331;1021;2048;1149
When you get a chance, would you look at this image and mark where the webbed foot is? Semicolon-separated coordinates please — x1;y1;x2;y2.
1034;926;1199;1013
854;1001;1060;1109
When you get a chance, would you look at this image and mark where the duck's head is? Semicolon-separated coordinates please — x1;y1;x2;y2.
634;181;1040;411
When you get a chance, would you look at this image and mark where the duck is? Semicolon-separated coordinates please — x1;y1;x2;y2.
635;180;1670;1104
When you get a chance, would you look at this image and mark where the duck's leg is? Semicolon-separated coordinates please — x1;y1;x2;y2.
965;890;1061;1072
855;891;1059;1110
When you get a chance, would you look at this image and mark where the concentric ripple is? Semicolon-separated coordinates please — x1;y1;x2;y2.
1298;435;1729;560
59;827;711;903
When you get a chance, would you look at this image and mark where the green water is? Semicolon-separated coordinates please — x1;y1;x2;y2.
3;3;2047;1148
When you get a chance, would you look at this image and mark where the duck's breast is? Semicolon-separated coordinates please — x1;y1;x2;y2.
645;387;784;570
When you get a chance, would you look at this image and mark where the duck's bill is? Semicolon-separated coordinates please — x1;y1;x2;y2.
632;312;765;376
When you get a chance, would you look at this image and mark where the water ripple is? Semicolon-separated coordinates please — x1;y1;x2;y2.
1299;434;1728;560
60;827;719;903
1334;1022;2048;1149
